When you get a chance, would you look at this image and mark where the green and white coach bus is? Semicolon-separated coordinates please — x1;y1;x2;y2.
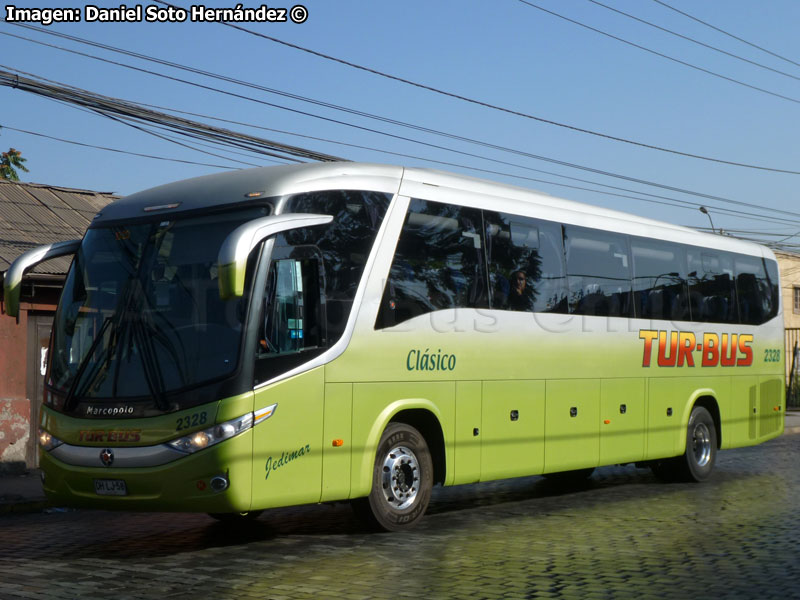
4;163;785;530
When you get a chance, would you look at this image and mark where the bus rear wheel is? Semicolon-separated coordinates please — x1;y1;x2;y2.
652;405;717;483
352;422;433;532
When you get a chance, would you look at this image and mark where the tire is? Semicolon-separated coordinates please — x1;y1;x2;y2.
652;405;717;483
207;510;263;522
351;422;433;532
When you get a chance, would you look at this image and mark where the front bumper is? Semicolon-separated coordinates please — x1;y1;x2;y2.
39;429;253;513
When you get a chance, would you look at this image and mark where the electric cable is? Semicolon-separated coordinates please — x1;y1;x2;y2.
146;0;800;175
0;66;344;164
586;0;800;83
144;103;800;228
516;0;800;106
4;62;799;232
0;125;249;169
651;0;800;70
5;25;799;222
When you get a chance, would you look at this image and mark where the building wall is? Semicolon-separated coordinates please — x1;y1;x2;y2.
0;308;30;473
0;283;60;473
776;252;800;389
776;252;800;329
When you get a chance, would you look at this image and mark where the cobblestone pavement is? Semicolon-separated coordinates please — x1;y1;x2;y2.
1;435;799;600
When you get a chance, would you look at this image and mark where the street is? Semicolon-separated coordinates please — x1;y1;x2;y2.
1;435;798;599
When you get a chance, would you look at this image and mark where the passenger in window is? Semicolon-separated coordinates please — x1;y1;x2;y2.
508;270;530;311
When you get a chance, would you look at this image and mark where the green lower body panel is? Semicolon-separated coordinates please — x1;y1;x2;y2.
39;430;254;513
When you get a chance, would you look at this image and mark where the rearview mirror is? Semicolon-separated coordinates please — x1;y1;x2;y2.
3;239;81;320
217;213;332;299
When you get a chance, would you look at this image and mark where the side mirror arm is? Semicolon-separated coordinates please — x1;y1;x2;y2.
217;213;332;299
3;239;81;321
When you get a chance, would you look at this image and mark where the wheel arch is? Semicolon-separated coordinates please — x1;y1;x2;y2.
683;391;722;450
354;399;448;497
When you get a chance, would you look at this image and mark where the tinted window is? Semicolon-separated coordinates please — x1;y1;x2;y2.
258;250;323;357
687;249;738;323
735;254;778;325
285;190;390;340
484;211;567;313
50;209;267;401
765;259;780;321
631;239;690;320
376;199;488;328
254;190;390;383
564;226;632;317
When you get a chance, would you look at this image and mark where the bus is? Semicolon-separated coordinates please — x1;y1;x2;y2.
4;162;785;531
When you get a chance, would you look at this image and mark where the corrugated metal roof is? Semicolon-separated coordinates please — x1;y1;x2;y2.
0;180;117;274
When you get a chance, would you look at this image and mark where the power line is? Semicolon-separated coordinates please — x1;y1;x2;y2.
587;0;800;82
10;83;782;227
145;0;800;176
5;29;799;231
0;66;344;164
119;105;800;224
8;24;800;225
516;0;800;106
100;101;800;227
651;0;800;70
691;227;800;237
9;24;796;225
92;107;265;168
7;63;796;230
0;125;251;170
41;93;279;167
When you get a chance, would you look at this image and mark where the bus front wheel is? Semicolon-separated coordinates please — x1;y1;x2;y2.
352;422;433;531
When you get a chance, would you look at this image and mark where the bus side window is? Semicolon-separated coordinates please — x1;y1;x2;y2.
564;226;633;318
687;250;738;323
257;256;323;357
631;239;689;321
483;211;567;314
376;199;488;328
734;255;776;325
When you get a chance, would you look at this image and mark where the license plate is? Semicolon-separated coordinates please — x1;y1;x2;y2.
94;479;127;496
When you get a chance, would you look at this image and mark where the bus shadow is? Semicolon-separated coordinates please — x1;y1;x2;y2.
2;464;762;561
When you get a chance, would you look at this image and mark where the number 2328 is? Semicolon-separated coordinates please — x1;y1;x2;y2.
176;412;208;431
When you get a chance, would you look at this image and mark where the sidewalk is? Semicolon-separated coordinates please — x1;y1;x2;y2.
3;411;800;515
0;469;49;514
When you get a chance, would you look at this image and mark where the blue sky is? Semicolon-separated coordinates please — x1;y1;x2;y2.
2;0;800;246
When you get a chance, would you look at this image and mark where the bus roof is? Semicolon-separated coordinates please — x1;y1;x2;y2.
93;162;771;259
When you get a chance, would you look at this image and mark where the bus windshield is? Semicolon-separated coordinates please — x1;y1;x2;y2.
49;208;267;404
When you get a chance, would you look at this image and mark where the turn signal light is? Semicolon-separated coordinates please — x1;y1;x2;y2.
332;439;344;447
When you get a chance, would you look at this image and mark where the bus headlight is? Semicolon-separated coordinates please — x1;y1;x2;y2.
39;428;64;452
168;413;254;454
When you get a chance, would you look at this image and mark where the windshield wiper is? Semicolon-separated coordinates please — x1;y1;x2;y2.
107;279;176;412
130;315;171;412
63;317;115;412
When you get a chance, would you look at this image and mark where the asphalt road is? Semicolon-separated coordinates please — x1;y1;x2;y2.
1;435;798;599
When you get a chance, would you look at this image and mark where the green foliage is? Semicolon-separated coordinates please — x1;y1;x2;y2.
0;147;28;181
0;126;29;181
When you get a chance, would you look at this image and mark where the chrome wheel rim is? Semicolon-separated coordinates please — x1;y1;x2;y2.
692;422;712;467
380;445;420;510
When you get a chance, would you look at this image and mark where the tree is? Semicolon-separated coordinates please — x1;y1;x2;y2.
0;127;29;181
1;148;28;181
